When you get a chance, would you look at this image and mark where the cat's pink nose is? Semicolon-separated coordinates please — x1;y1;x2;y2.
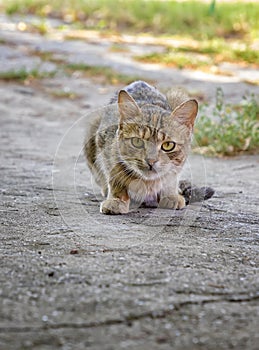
146;159;157;170
147;159;157;165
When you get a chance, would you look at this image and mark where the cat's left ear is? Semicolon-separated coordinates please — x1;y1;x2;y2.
118;90;140;121
171;99;198;129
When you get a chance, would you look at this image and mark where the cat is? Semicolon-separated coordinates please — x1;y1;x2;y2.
84;81;214;214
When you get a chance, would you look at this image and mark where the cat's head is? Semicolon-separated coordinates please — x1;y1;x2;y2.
117;90;198;180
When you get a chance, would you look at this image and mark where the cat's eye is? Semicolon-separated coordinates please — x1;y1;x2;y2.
131;137;145;149
161;141;176;152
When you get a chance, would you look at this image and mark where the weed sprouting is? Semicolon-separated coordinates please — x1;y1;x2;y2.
0;68;56;81
194;89;259;156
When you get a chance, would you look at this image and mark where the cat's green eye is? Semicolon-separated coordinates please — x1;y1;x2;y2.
161;141;176;152
131;137;145;149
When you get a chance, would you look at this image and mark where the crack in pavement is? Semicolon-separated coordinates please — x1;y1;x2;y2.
0;292;258;333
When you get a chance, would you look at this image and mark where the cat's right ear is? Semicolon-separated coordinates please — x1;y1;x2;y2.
118;90;140;122
171;99;198;129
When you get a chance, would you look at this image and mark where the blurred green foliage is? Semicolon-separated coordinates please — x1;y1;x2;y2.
1;0;259;40
194;89;259;156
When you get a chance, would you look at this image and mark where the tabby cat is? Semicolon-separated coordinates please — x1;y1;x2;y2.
84;81;214;214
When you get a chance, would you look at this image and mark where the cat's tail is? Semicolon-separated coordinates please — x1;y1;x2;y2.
179;180;215;205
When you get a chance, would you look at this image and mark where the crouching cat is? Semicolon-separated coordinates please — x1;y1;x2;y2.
84;81;214;214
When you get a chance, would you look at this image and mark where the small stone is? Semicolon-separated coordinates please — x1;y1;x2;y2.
42;315;48;322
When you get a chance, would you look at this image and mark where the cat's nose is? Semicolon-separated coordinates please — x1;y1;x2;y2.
146;158;157;170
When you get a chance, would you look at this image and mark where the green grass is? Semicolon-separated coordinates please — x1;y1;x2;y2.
0;61;143;86
2;0;259;41
135;39;259;69
2;1;258;71
48;89;80;99
64;63;144;85
0;67;55;81
136;51;210;70
194;88;259;156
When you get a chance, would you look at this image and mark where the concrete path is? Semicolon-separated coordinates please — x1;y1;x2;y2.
0;15;258;350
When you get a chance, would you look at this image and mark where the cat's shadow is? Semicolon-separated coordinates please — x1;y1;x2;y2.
79;188;213;229
81;181;215;215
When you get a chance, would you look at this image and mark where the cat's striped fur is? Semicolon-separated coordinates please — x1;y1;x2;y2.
84;81;213;214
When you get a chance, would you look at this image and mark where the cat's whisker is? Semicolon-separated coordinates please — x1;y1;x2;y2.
107;164;134;183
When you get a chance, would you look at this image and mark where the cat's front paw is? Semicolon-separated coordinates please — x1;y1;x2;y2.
159;194;185;210
100;198;129;215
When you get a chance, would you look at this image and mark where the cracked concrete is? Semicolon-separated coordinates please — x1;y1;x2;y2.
0;14;258;350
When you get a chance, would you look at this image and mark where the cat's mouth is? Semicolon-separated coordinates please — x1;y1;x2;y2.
130;164;158;180
141;166;161;180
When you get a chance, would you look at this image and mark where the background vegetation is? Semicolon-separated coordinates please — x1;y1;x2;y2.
0;0;258;156
194;89;259;156
1;1;258;68
1;0;258;40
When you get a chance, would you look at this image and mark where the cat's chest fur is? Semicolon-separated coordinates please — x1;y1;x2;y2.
128;178;162;206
